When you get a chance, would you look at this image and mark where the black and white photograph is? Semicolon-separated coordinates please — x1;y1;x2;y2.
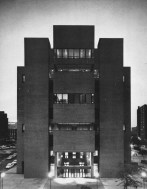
0;0;147;188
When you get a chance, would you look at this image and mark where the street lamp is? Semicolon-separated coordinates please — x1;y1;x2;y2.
1;172;6;189
48;172;53;189
95;172;100;189
130;144;133;149
141;171;147;189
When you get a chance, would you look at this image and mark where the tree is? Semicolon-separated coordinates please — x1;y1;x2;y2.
117;163;142;189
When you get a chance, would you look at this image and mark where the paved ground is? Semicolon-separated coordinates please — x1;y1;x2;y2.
0;167;144;189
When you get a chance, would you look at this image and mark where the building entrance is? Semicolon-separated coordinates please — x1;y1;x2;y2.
56;152;92;178
57;167;91;178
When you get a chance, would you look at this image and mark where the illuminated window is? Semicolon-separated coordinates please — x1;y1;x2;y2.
80;152;84;158
57;49;62;58
93;150;98;156
22;75;25;83
57;94;62;103
54;94;94;104
80;49;85;58
72;152;76;159
74;49;79;58
86;49;91;58
50;150;53;156
63;49;68;58
65;152;68;159
69;49;74;58
64;162;69;166
55;49;94;59
62;94;68;104
79;162;84;166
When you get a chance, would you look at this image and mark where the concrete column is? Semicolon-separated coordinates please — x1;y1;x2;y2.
55;152;57;177
91;152;94;177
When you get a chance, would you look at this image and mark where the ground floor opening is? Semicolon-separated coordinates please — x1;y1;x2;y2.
49;151;99;178
57;167;91;178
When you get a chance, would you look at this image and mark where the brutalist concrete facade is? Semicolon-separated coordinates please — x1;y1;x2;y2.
0;111;8;141
137;105;147;139
17;25;131;178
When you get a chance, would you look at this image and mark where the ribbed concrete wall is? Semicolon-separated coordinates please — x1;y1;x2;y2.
53;72;94;93
24;38;50;178
53;25;94;48
53;131;95;152
99;39;124;177
53;104;95;123
17;67;25;173
123;67;131;163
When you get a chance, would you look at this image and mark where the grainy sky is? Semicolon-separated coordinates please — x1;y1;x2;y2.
0;0;147;127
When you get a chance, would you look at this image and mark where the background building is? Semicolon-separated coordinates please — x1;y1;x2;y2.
8;122;17;141
137;105;147;139
131;126;138;137
17;25;131;178
0;111;8;142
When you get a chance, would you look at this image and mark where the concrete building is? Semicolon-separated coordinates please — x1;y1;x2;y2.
137;105;147;139
8;122;17;141
131;126;138;137
17;25;131;178
0;111;8;142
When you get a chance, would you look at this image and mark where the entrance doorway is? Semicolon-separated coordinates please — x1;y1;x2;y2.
57;167;91;178
56;152;92;178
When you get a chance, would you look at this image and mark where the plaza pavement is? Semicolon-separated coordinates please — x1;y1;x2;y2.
0;167;144;189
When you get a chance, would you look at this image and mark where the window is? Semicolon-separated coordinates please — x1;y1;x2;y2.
80;152;84;159
22;124;25;132
80;94;86;104
50;150;54;156
65;152;68;159
63;49;68;58
86;49;91;58
54;94;94;104
55;49;94;59
69;49;74;58
22;75;25;83
62;94;68;104
93;150;98;156
57;49;62;58
91;49;94;58
53;94;57;104
64;162;69;166
72;152;76;159
80;49;85;58
79;162;84;166
57;94;62;103
74;49;79;58
55;94;68;104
